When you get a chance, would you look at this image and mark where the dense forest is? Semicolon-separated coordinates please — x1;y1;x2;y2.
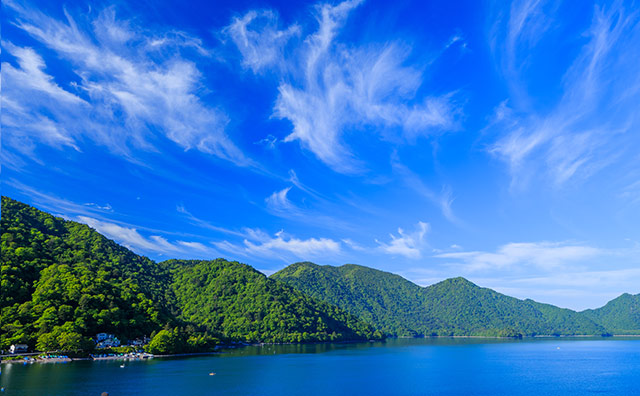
3;197;640;355
272;262;640;337
168;259;380;343
583;293;640;335
1;196;176;353
271;262;434;336
0;197;379;354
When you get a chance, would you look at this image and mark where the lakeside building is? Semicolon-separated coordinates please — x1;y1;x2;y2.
95;333;120;348
9;344;28;354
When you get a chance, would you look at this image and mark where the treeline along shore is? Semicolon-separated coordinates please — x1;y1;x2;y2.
2;196;640;357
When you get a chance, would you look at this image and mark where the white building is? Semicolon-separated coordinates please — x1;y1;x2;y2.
9;344;28;354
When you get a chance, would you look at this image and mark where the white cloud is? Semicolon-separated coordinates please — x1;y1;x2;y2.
78;215;216;257
223;10;300;73
226;0;459;173
1;44;85;155
2;42;87;106
84;202;113;211
265;187;294;213
377;221;429;259
619;179;640;206
177;241;212;252
6;180;117;219
342;238;365;251
471;266;640;310
262;183;355;231
435;241;602;272
3;2;248;165
214;228;342;261
488;1;640;188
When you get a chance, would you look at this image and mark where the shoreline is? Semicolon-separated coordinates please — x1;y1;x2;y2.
4;334;640;365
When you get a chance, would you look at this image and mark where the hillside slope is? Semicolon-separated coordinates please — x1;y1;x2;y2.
582;293;640;334
272;262;607;337
0;197;380;352
270;262;431;336
1;196;176;351
167;259;381;343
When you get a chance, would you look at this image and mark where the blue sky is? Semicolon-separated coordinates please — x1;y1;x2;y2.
3;0;640;310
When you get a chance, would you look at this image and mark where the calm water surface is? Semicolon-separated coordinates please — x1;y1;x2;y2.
2;337;640;395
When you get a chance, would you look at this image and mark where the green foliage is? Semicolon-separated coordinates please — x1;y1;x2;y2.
272;262;609;337
582;293;640;334
6;195;637;353
35;321;95;352
106;346;138;354
1;197;380;354
166;259;381;343
271;262;429;337
145;327;220;355
1;196;176;351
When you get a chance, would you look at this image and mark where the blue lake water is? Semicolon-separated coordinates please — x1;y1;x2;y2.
2;337;640;395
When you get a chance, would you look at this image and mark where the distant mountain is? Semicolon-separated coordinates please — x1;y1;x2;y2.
4;196;639;355
0;197;379;353
583;293;640;334
270;262;432;336
271;262;608;337
421;277;604;336
166;259;380;343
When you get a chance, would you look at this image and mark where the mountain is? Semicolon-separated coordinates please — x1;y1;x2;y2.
0;197;379;353
4;196;638;354
167;258;380;343
421;277;604;336
1;196;176;352
270;262;431;336
582;293;640;334
271;262;608;337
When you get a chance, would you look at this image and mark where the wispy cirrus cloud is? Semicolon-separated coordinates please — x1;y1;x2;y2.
3;1;248;166
488;0;640;188
262;181;357;232
265;187;295;214
225;0;460;173
214;228;342;262
1;43;86;157
490;0;557;103
6;179;116;219
376;221;429;259
435;241;602;272
470;265;640;310
223;9;300;73
84;202;113;211
78;215;217;257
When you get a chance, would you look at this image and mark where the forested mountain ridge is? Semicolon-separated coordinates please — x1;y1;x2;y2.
3;196;639;355
270;262;430;336
272;262;637;337
167;259;380;343
1;196;176;352
582;293;640;334
0;197;380;353
420;277;605;336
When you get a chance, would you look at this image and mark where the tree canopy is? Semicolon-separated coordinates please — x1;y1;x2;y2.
272;262;628;337
0;197;380;353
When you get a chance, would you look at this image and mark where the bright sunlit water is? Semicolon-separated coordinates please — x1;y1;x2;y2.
2;338;640;395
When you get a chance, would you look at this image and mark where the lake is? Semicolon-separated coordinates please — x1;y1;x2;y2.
2;337;640;395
